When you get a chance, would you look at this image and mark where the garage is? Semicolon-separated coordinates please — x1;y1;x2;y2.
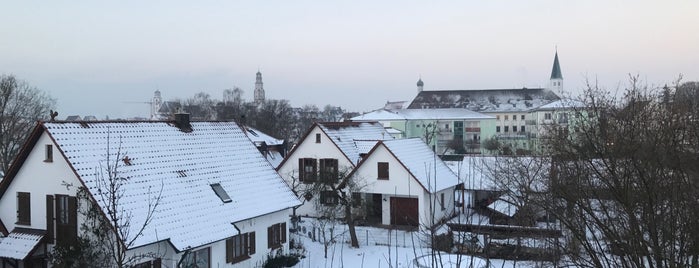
390;197;419;227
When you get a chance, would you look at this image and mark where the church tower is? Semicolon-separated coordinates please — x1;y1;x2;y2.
254;70;265;104
417;77;424;92
549;51;563;91
151;90;162;120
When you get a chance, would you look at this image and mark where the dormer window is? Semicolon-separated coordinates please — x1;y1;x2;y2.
211;183;232;203
44;144;53;162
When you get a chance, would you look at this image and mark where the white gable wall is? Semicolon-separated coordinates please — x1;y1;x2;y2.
352;145;456;228
278;126;355;217
0;132;82;233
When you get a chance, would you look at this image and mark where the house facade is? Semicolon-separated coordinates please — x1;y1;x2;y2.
0;118;300;267
348;138;462;229
351;109;496;154
276;121;391;218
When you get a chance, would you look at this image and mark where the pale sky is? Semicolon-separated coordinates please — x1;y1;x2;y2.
2;1;698;119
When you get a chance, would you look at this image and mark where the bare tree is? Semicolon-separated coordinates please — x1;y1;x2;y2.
0;74;54;173
542;76;699;267
51;135;163;267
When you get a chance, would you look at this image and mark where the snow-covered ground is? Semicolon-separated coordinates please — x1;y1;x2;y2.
291;220;552;268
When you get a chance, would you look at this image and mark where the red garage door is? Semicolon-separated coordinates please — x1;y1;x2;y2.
390;197;419;227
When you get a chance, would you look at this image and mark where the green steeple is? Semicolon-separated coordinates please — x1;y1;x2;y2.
550;51;563;79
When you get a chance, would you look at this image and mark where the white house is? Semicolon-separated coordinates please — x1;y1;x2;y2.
276;121;392;218
0;116;301;267
347;138;462;229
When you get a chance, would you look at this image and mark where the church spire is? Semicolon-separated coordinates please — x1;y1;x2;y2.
416;77;424;92
549;50;563;90
254;70;265;104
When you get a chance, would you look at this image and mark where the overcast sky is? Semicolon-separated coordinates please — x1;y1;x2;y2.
2;1;698;119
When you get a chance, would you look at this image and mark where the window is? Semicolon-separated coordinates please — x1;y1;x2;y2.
298;158;317;183
496;126;501;133
55;195;77;246
45;144;53;162
267;222;287;249
504;126;509;132
226;232;255;264
133;259;162;268
545;113;552;120
320;191;338;205
512;126;517;132
351;192;362;208
315;133;321;143
377;162;389;180
440;193;445;211
512;115;517;121
17;192;30;225
182;247;210;268
211;183;232;203
319;158;338;182
521;126;526;132
521;115;525;120
504;115;509;120
496;115;500;120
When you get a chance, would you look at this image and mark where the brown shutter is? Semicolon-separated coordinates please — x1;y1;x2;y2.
249;232;256;255
67;196;78;246
281;222;287;243
17;192;31;224
225;238;233;263
152;259;162;268
243;233;249;256
319;159;326;181
46;195;54;244
267;226;273;248
298;158;304;182
311;159;318;182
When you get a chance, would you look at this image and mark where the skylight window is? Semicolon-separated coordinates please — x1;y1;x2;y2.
211;183;232;203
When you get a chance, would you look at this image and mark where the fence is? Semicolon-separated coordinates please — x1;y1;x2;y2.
294;218;430;248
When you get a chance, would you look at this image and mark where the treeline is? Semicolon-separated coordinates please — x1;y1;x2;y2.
175;88;357;142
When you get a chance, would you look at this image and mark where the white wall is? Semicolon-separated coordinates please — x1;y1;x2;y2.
351;145;457;229
277;126;355;217
0;132;82;234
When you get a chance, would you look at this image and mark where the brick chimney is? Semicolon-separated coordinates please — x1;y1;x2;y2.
174;112;192;132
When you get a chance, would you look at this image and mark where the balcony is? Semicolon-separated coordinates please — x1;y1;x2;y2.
464;127;481;133
525;120;537;125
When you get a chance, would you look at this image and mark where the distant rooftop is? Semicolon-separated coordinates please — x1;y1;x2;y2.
408;88;560;113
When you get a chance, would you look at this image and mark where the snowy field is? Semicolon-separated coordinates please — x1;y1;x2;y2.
291;221;549;268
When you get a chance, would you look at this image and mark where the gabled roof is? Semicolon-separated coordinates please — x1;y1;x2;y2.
355;138;460;193
317;122;393;165
1;121;300;252
276;121;392;169
407;88;560;113
550;51;563;80
351;108;494;121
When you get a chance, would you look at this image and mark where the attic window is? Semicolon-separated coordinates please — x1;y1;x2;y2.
248;129;259;137
315;133;321;143
211;183;232;203
44;145;53;162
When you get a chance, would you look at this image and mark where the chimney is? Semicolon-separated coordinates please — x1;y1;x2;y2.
174;112;192;132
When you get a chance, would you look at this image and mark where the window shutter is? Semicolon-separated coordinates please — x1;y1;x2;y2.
312;160;318;181
17;192;31;224
298;158;304;182
267;226;273;248
243;233;249;256
319;159;326;181
281;222;287;243
67;196;78;246
225;238;233;263
46;195;54;244
249;232;256;255
152;259;162;268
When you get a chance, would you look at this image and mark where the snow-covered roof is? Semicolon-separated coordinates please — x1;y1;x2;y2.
354;140;380;156
351;108;494;121
380;138;460;192
318;122;392;165
534;99;586;111
244;126;284;146
0;229;44;259
43;121;301;251
408;88;560;112
444;157;498;190
487;196;518;217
